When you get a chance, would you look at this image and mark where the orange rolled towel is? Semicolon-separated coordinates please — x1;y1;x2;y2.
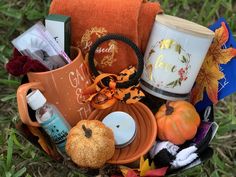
49;0;163;74
138;1;163;52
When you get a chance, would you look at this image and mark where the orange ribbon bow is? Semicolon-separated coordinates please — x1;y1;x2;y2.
83;67;145;109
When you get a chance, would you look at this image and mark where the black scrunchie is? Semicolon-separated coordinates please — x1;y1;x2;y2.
88;34;144;88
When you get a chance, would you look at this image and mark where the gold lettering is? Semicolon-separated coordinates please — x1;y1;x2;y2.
155;54;164;69
83;41;92;51
107;44;115;53
165;63;173;71
154;54;177;72
83;39;115;54
158;62;164;68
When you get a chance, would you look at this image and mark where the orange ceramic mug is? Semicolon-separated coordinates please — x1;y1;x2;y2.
17;47;93;127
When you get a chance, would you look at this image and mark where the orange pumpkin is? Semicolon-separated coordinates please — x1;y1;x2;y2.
155;101;200;145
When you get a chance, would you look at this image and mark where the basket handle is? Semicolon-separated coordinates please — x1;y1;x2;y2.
88;34;144;88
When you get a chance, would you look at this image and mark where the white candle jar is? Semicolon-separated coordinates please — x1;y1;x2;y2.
140;14;215;100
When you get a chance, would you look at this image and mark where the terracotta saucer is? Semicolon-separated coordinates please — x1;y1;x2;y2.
88;102;157;164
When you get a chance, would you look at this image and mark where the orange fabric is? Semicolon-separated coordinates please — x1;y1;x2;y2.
49;0;163;74
138;1;163;52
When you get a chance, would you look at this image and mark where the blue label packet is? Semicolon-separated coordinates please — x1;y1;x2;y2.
194;18;236;111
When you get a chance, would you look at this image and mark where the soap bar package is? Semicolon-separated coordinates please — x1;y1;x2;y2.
45;14;71;57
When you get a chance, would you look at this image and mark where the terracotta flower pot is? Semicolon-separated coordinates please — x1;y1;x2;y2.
88;102;157;164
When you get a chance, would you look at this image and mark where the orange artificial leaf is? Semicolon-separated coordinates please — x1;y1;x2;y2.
212;22;229;47
209;22;236;64
191;56;224;104
213;47;236;64
191;22;236;104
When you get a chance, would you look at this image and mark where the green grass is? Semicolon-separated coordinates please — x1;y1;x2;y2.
0;0;236;176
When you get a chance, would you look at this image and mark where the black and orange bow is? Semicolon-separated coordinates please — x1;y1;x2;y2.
83;67;145;109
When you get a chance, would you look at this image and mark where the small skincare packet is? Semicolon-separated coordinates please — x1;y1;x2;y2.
12;22;71;70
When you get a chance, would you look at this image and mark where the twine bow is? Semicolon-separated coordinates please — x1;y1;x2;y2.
83;67;145;109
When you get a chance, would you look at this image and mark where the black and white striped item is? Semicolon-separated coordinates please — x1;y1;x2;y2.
150;126;213;170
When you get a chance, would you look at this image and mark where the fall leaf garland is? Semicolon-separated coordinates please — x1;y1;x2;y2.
191;22;236;105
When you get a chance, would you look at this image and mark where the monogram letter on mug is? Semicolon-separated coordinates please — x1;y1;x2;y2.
140;14;215;100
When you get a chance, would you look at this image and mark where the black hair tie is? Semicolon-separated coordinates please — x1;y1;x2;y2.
88;34;144;88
